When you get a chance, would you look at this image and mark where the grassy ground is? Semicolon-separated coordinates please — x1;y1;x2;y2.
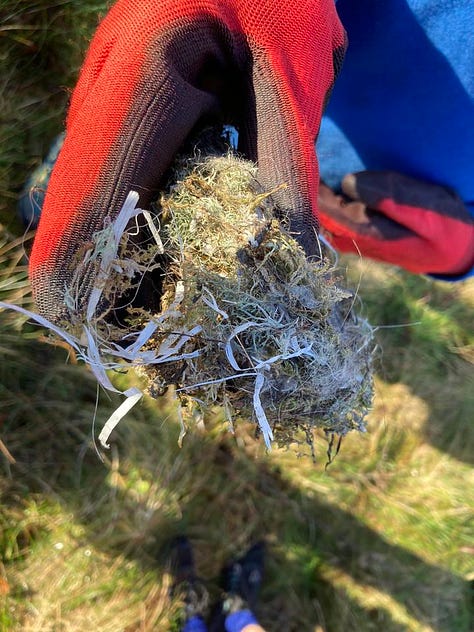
1;2;473;631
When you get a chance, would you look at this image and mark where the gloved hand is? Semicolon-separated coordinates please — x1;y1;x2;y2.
318;171;474;276
29;0;346;323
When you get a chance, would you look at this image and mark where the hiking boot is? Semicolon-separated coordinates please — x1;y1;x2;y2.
169;536;209;621
221;541;265;613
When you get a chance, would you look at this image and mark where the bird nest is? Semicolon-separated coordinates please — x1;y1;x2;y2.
104;152;374;449
2;143;374;453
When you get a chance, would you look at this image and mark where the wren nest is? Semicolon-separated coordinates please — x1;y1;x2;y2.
3;145;374;451
113;152;375;449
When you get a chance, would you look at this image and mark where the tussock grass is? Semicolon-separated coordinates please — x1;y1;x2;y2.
1;2;473;631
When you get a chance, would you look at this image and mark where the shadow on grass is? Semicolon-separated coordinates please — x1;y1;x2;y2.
0;339;470;631
345;262;474;466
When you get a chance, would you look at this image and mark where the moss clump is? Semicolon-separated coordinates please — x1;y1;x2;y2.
125;153;374;448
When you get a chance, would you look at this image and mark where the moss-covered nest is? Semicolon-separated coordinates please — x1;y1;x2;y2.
112;151;375;449
2;142;374;452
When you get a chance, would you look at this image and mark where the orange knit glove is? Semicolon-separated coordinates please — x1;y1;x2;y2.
29;0;345;322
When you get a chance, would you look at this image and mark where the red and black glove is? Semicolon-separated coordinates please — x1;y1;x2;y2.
318;171;474;276
29;0;346;322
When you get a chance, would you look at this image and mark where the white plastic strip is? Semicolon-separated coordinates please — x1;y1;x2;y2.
0;302;81;353
201;287;229;319
142;209;165;254
82;326;118;393
225;321;261;371
98;387;143;448
87;191;142;321
253;372;273;448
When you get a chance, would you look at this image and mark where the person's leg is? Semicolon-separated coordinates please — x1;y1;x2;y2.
182;615;209;632
170;536;210;632
224;611;265;631
210;542;266;632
